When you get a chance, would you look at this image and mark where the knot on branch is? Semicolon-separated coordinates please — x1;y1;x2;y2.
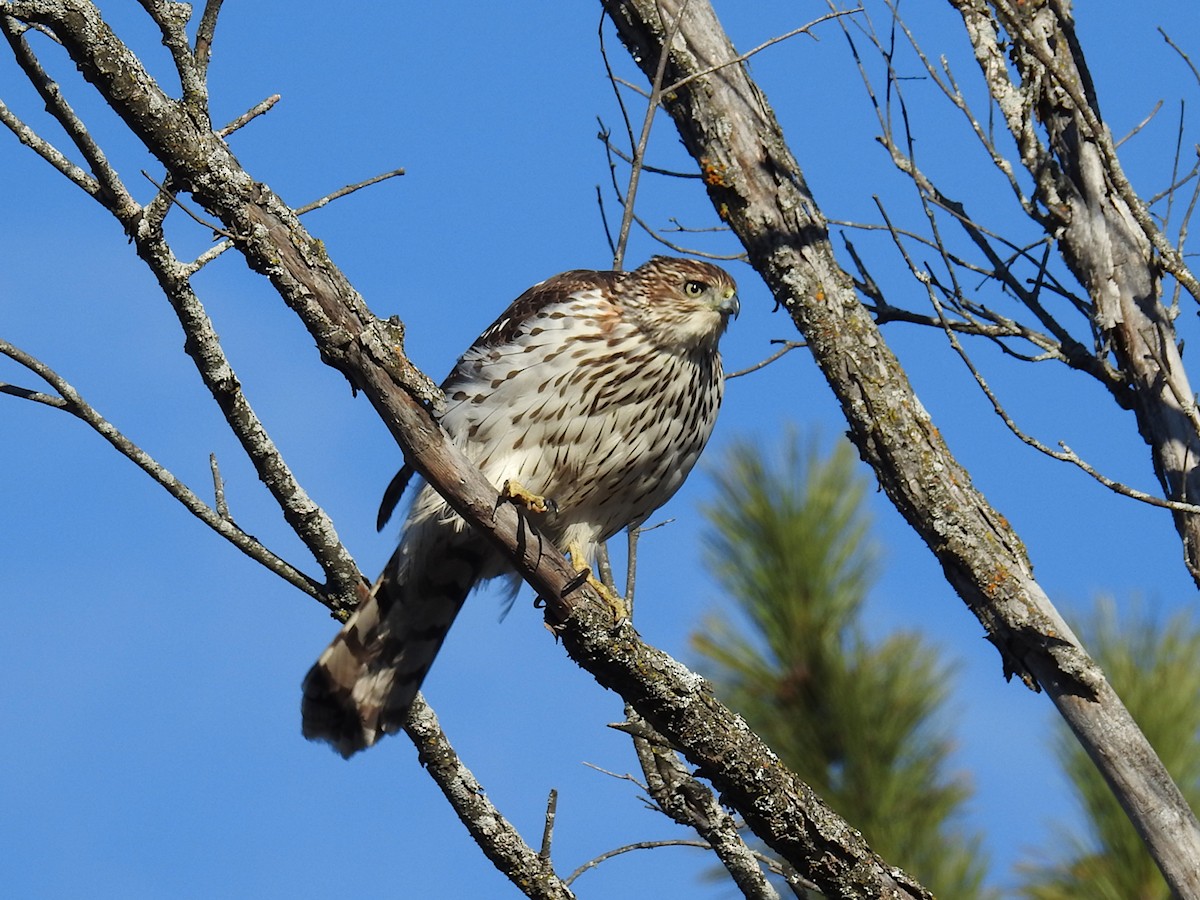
360;315;444;411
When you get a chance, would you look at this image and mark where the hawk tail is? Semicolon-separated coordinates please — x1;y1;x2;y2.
300;541;482;758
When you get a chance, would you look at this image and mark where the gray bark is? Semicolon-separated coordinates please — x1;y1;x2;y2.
951;0;1200;586
600;0;1200;894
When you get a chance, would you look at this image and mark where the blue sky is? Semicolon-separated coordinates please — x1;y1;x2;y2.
2;2;1199;897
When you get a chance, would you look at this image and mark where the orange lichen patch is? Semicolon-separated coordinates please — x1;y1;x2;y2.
700;156;731;188
984;566;1010;597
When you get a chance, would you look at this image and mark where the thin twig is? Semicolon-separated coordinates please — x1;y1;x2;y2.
612;0;691;269
193;0;225;78
1160;26;1200;88
581;761;650;793
598;10;638;161
0;98;99;196
0;382;68;408
617;706;780;900
217;94;281;137
209;453;230;520
0;16;133;212
565;840;711;886
596;184;617;259
186;168;406;275
0;337;324;597
922;272;1200;515
141;170;236;237
664;217;729;233
539;789;558;862
1114;99;1163;149
404;696;576;899
598;126;743;260
662;7;863;96
726;341;806;379
597;124;701;178
294;167;406;214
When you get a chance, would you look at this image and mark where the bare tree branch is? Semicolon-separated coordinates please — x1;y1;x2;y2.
565;839;711;886
726;341;806;380
1;11;132;212
622;706;781;899
951;0;1200;588
661;6;863;96
602;0;1200;894
1160;26;1200;88
0;336;322;599
404;695;577;900
193;0;223;78
294;166;406;215
217;93;280;137
136;0;206;110
610;0;689;269
0;95;99;194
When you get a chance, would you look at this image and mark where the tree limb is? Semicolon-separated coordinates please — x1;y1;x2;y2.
404;695;577;900
621;706;781;899
599;0;1200;894
951;0;1200;590
0;336;322;599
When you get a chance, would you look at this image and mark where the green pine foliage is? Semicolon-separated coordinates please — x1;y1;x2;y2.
692;433;990;898
1019;597;1200;899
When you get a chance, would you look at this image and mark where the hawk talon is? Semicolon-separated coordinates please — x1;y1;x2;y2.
562;568;591;596
500;479;556;515
565;541;630;625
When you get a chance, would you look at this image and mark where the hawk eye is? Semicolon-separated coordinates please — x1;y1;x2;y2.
684;280;707;297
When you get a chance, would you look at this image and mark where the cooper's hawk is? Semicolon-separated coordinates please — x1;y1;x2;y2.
301;256;739;757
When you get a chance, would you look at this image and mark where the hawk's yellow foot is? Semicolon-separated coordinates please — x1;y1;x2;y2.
568;541;630;623
500;479;555;515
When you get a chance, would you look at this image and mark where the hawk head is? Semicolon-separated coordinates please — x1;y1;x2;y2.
623;256;740;352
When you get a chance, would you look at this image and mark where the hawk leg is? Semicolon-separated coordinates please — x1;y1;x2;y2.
567;541;630;623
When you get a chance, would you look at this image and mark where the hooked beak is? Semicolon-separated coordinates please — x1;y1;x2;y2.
717;291;741;320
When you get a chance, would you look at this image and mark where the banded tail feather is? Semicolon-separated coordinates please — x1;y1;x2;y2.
301;537;484;758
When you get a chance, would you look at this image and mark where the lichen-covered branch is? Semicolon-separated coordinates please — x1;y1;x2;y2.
950;0;1200;587
621;707;781;899
404;696;578;900
599;0;1200;894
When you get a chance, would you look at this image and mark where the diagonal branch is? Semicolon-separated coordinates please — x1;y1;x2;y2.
0;336;322;599
0;94;98;194
1;6;583;896
131;219;366;613
600;0;1200;894
0;11;133;213
404;695;577;900
952;1;1200;587
620;706;781;899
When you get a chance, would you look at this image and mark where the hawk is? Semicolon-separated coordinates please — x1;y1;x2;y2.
301;256;739;757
